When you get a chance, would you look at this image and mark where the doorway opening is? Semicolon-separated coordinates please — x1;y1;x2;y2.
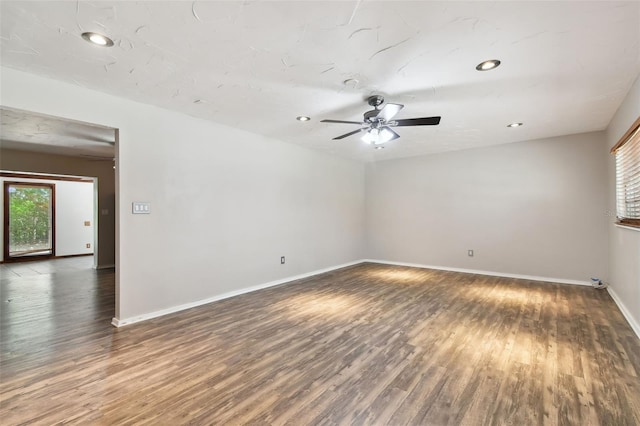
1;106;117;321
1;172;98;265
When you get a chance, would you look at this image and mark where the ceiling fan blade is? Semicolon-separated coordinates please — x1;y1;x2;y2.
377;103;404;121
321;119;363;125
393;116;441;126
333;128;366;140
384;126;401;141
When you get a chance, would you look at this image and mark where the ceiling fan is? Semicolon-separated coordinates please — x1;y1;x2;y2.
321;95;441;145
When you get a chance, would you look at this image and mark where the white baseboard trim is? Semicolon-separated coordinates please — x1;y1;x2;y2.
110;259;640;341
364;259;592;286
607;286;640;339
111;317;125;327
111;259;365;327
94;264;115;270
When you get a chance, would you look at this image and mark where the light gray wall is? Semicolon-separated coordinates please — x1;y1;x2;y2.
0;67;366;322
605;73;640;335
51;180;94;257
0;150;115;267
365;132;609;282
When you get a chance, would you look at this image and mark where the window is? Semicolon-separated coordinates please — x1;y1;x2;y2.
612;117;640;228
3;182;56;260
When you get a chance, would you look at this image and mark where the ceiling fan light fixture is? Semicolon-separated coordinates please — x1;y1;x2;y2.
362;127;395;145
476;59;501;71
361;128;379;144
507;122;523;128
81;32;114;47
296;116;310;121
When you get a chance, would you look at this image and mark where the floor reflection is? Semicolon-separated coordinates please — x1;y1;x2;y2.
1;256;115;375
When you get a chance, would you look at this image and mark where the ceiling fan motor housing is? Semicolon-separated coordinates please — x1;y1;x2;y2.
364;109;381;122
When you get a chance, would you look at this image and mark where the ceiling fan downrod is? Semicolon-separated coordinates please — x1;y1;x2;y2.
364;95;385;122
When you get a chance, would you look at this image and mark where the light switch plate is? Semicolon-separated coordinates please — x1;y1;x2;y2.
132;202;151;214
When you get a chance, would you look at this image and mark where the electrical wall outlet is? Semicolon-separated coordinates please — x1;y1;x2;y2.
281;256;285;264
468;250;474;257
86;243;91;249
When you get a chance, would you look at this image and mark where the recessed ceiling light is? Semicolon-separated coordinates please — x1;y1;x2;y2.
374;146;385;150
343;78;359;88
507;122;523;128
296;116;310;121
476;59;501;71
82;32;114;47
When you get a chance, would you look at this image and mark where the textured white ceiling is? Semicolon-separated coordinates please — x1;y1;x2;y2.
1;107;116;159
1;1;639;162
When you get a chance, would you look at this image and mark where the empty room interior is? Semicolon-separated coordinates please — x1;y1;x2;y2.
1;1;639;425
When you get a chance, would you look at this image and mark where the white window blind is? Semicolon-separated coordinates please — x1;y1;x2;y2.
613;118;640;227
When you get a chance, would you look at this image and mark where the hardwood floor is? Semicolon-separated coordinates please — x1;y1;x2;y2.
0;255;94;277
1;262;639;425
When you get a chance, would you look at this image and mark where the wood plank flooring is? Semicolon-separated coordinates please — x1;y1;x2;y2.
1;262;639;425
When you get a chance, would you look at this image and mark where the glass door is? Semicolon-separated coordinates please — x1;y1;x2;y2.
4;182;55;260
